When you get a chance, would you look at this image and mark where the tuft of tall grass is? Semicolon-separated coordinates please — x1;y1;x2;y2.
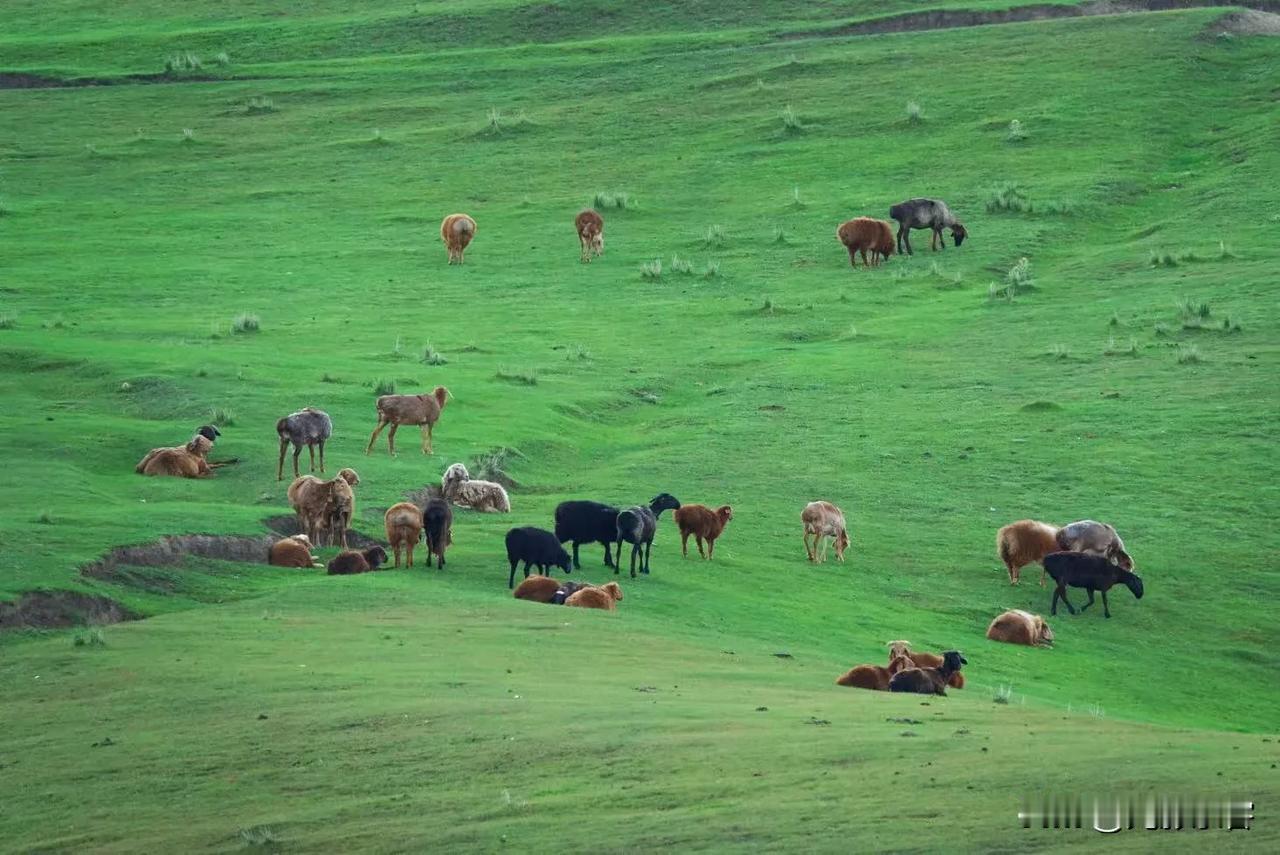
231;313;259;334
703;225;728;249
164;51;202;73
669;254;694;275
986;181;1031;213
703;261;721;279
370;128;389;144
36;511;54;525
1221;315;1242;333
788;186;806;210
566;344;591;361
1005;119;1028;142
72;628;107;648
1047;343;1070;360
761;296;776;315
905;101;923;123
780;105;803;132
496;367;537;386
640;258;663;280
993;684;1013;704
1176;344;1202;364
1109;310;1122;327
321;372;340;383
1153;321;1173;337
771;226;789;244
1104;337;1139;357
245;96;275;114
238;826;279;847
373;379;396;395
421;344;448;365
1149;250;1179;268
212;51;231;66
0;314;15;330
209;406;235;426
181;128;195;142
592;191;634;210
1176;297;1211;320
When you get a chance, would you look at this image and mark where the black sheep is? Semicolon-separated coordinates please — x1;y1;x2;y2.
552;580;592;605
1044;551;1144;619
327;546;389;576
888;650;967;695
554;500;621;570
505;526;571;589
616;493;681;578
197;424;222;442
422;496;453;569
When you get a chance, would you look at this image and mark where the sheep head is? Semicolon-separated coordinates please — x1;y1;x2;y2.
1123;572;1144;600
365;546;389;569
1111;547;1135;571
602;581;623;602
1036;618;1055;645
291;534;313;548
941;650;967;671
834;528;850;560
951;223;967;246
186;435;214;456
649;493;681;516
717;506;734;522
886;640;912;661
336;468;361;486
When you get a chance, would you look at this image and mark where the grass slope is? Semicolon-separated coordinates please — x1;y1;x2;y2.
1;3;1278;850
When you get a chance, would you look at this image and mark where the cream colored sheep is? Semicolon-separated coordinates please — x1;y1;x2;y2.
441;462;510;513
801;501;849;563
268;535;321;568
565;581;623;611
986;609;1054;646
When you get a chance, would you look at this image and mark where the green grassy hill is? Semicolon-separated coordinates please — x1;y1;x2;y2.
1;2;1278;850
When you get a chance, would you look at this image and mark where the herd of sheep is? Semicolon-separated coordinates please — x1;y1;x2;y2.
129;197;1147;696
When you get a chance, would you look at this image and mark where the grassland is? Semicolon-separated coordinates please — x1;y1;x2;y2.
1;1;1278;851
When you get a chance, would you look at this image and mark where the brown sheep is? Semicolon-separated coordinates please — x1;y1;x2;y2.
836;217;896;268
136;435;214;478
441;213;476;264
886;641;965;689
801;501;850;563
326;546;389;576
268;535;321;568
365;387;449;456
673;504;733;559
324;469;359;549
996;519;1060;585
986;609;1054;646
565;581;624;611
513;575;562;603
288;468;360;547
384;502;424;568
575;209;604;262
835;655;913;690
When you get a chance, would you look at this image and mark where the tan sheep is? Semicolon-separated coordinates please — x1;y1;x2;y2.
135;435;214;478
441;213;477;264
441;462;510;513
575;209;604;262
268;535;321;568
801;501;850;563
384;501;424;568
986;609;1054;646
996;519;1060;585
836;217;896;268
365;387;449;456
565;581;624;611
835;655;913;690
288;468;360;547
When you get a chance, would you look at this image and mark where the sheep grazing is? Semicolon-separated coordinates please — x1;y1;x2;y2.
422;493;453;569
441;462;510;513
384;502;424;568
616;493;681;578
801;501;850;563
135;435;214;478
366;387;449;457
441;213;476;264
565;581;624;611
287;467;360;547
1044;551;1144;619
512;575;562;602
888;198;967;255
835;655;913;690
268;534;322;568
886;641;965;689
673;503;733;559
505;526;572;589
575;209;604;262
554;500;620;570
326;546;389;576
986;609;1054;646
276;407;333;481
996;519;1060;585
888;650;967;696
1052;519;1133;584
836;217;895;268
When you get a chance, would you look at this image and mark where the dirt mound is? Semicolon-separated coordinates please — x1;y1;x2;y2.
1206;9;1280;35
81;534;278;580
262;516;383;549
0;590;139;630
779;1;1280;40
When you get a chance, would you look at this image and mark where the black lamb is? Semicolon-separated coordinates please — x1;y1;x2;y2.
554;500;621;570
505;526;572;589
616;493;681;578
888;650;967;696
1044;551;1144;619
327;546;389;576
423;495;453;570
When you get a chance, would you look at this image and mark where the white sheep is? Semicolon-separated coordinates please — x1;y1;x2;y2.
441;462;510;513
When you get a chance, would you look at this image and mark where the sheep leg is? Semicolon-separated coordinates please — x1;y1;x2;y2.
803;531;815;561
387;424;399;456
1057;584;1076;615
523;560;533;579
508;559;518;589
318;440;326;474
292;445;302;478
1101;589;1111;619
900;226;913;256
708;537;716;559
365;418;387;454
393;542;402;568
276;438;288;481
571;541;582;570
695;535;706;559
308;445;316;473
680;531;690;557
859;248;869;268
420;424;432;455
644;540;653;574
1081;588;1096;612
602;541;614;569
614;540;623;574
405;540;414;567
629;543;639;579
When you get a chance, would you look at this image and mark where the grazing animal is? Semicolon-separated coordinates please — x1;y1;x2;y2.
565;581;624;611
326;546;389;576
287;468;360;547
996;519;1060;585
276;407;333;481
1050;519;1133;585
135;435;214;478
673;503;733;559
441;213;477;264
366;387;449;456
384;502;424;568
268;534;321;568
422;492;453;569
836;217;896;268
616;493;681;578
441;462;511;512
513;575;563;602
886;641;965;689
889;650;967;696
575;209;604;262
801;501;850;563
888;198;967;255
1044;551;1144;619
835;655;914;690
554;500;621;569
505;526;572;589
986;609;1054;646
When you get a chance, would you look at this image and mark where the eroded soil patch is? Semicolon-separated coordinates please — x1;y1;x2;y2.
0;590;139;630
